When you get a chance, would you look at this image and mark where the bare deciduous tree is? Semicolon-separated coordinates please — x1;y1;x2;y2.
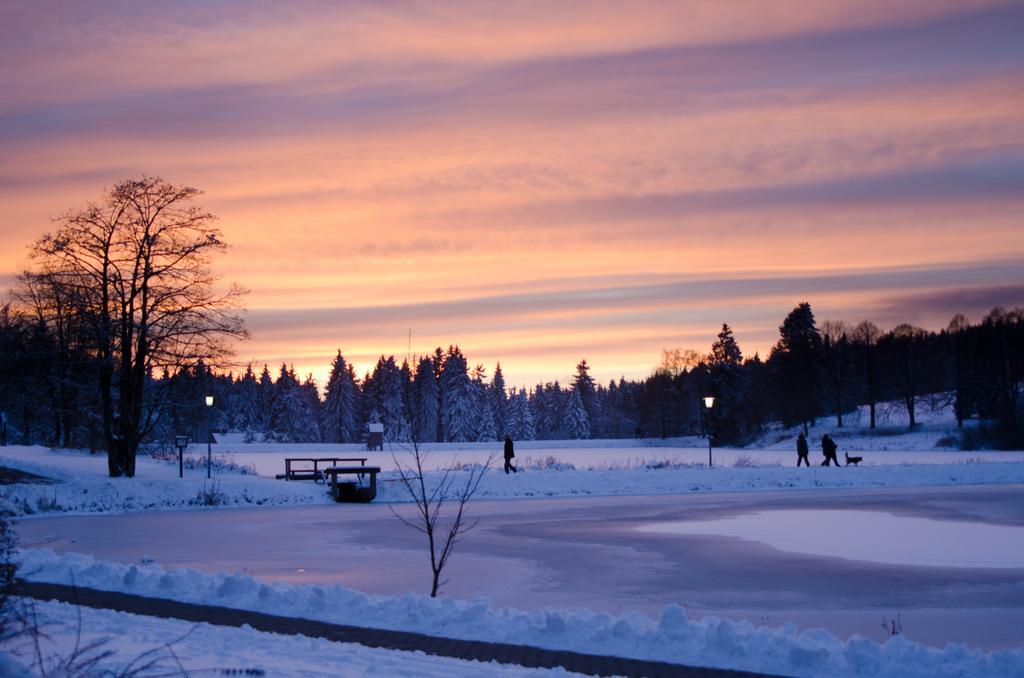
28;177;248;477
390;443;492;597
657;348;702;377
821;320;851;428
851;321;881;429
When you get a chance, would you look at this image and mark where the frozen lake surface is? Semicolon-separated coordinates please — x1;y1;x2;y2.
18;484;1024;650
638;509;1024;568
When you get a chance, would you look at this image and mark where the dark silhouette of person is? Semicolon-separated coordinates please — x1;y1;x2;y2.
796;432;809;467
503;434;517;474
821;434;840;467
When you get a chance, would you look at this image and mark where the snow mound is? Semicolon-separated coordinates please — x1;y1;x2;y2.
16;549;1024;678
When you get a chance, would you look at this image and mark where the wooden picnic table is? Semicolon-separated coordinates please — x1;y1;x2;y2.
277;457;367;482
324;465;381;503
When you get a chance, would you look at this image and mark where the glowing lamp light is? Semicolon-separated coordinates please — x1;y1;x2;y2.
204;395;214;478
702;396;715;409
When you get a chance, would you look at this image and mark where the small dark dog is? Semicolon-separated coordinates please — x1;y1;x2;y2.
845;453;863;466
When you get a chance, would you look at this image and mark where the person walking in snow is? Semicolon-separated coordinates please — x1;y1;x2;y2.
796;432;810;467
821;434;840;467
504;434;518;474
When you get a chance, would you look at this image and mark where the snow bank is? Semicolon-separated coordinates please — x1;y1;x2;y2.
3;600;576;678
16;550;1024;678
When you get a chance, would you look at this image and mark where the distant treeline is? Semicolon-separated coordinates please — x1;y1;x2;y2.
1;302;1022;450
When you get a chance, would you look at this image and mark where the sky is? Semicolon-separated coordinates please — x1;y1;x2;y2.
1;1;1022;389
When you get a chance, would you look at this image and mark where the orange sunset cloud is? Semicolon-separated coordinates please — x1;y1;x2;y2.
1;1;1022;388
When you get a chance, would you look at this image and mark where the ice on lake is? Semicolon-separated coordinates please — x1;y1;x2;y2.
637;510;1024;569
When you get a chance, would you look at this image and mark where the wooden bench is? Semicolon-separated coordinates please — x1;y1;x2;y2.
276;457;368;483
324;465;381;503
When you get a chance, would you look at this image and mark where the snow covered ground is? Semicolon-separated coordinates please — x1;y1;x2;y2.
8;549;1024;678
2;401;1023;677
1;597;581;677
2;443;1024;516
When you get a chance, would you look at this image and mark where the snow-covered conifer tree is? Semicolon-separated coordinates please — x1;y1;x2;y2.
505;389;536;441
322;351;359;442
489;363;508;435
230;365;261;439
440;346;476;442
571;359;599;427
562;387;591;439
369;355;411;442
300;374;322;442
469;364;497;441
268;364;319;442
256;364;274;438
412;356;439;442
536;381;565;439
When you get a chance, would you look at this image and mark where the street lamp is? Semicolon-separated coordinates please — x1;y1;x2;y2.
205;395;214;479
702;396;715;467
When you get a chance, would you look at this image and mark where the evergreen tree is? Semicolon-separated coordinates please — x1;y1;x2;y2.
489;363;508;435
412;355;439;442
474;387;497;441
770;303;822;432
562;387;591;439
440;346;476;442
231;365;261;440
531;381;564;439
571;359;598;433
369;355;411;442
322;351;359;442
710;324;742;365
400;359;413;423
432;346;445;441
300;374;322;442
267;364;318;442
637;370;677;438
256;364;274;439
470;364;497;441
741;353;771;438
505;388;536;440
707;323;748;444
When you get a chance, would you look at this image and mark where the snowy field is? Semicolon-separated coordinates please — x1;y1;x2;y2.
187;401;1021;475
2;443;1024;516
3;402;1024;677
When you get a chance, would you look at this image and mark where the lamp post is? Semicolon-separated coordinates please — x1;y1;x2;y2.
702;396;715;467
205;395;214;479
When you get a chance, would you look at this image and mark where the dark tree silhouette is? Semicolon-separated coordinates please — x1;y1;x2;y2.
770;303;822;433
821;320;852;428
851;321;881;429
27;177;247;476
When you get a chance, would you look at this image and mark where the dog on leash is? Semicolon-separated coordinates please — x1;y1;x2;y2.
845;452;863;466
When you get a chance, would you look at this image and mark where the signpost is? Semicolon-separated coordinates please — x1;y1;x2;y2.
174;436;189;478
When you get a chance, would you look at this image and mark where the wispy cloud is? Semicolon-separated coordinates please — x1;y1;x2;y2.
1;1;1022;386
